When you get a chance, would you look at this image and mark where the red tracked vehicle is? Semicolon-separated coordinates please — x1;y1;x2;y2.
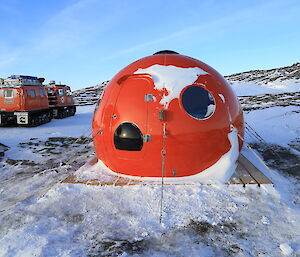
0;75;52;126
47;81;76;118
0;76;76;126
92;51;245;183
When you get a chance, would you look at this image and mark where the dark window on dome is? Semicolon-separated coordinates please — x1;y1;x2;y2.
182;86;215;120
114;122;143;151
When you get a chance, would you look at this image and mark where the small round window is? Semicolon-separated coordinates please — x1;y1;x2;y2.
114;122;143;151
182;86;215;120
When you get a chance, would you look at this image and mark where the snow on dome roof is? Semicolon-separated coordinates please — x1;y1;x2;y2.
134;64;208;108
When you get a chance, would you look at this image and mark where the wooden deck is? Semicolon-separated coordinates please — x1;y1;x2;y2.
228;153;273;186
62;157;144;186
62;153;273;186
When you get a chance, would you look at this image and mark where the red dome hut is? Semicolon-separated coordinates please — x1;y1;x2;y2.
92;51;244;183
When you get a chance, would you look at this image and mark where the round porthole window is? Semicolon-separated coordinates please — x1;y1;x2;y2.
114;122;143;151
182;86;215;120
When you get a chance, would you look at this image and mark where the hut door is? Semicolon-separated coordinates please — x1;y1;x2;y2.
110;75;152;159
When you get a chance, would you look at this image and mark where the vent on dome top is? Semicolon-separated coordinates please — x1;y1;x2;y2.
153;50;179;55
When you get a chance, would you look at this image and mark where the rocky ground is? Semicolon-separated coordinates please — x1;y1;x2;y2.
225;62;300;83
73;81;109;106
239;91;300;111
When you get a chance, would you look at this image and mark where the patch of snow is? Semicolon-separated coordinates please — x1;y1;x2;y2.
279;243;294;255
134;65;208;108
205;104;215;118
260;216;270;225
244;106;299;149
218;94;225;103
0;105;94;159
230;79;300;96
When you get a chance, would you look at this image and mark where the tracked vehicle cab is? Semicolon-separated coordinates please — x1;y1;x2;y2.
0;75;51;126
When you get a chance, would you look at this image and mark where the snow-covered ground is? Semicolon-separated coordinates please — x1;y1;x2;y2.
0;85;299;256
0;105;93;149
245;106;299;150
229;79;300;96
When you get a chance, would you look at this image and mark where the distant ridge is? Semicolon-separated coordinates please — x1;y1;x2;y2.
225;63;300;84
73;80;109;106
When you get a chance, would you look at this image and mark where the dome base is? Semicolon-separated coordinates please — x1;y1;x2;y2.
62;148;273;186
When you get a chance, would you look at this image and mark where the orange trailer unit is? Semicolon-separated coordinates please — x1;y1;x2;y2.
0;75;52;126
47;81;76;118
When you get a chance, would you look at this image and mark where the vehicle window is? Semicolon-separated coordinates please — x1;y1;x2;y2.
181;86;215;120
39;88;45;97
58;89;64;96
114;122;143;151
30;89;36;98
4;90;14;98
66;89;72;96
0;89;3;97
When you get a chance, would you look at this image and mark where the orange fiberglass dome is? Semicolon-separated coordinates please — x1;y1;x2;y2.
92;51;244;183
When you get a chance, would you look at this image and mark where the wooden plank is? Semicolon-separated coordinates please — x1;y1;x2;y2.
228;171;243;184
88;157;98;166
62;175;138;186
112;176;141;186
235;162;257;185
238;154;273;185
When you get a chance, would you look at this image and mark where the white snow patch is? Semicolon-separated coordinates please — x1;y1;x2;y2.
134;65;208;108
188;126;239;183
280;243;294;255
0;105;94;160
244;106;299;149
230;79;300;96
218;93;225;103
261;216;270;225
205;104;216;118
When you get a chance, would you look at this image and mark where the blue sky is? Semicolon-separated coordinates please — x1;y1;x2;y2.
0;0;299;90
